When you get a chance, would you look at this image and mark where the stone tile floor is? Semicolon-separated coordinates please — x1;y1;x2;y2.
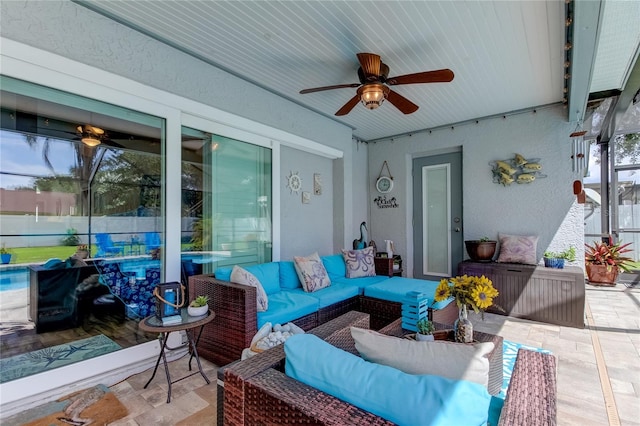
108;283;640;425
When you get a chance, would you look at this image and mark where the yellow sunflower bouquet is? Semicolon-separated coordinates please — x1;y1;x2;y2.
434;274;499;316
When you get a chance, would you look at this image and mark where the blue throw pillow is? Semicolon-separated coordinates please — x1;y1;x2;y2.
284;334;491;426
321;254;346;280
215;266;232;281
245;262;281;295
279;261;302;289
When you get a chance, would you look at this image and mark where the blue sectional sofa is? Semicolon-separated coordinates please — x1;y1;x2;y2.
189;254;457;366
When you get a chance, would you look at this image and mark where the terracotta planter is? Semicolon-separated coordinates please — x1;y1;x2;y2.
465;240;497;262
586;264;618;285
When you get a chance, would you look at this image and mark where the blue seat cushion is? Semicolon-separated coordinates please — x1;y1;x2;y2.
279;261;302;289
321;254;346;281
257;291;319;329
364;277;453;310
285;334;491;426
285;283;359;309
332;275;389;294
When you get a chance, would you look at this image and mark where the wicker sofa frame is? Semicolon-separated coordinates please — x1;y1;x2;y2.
222;311;557;425
189;274;457;367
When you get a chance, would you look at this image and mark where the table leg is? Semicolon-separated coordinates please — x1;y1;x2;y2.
143;332;174;403
188;325;206;371
186;326;210;384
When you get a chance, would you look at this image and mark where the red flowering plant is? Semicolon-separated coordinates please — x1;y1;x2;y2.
584;240;634;272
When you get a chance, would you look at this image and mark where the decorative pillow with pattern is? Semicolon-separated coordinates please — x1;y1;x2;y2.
341;246;376;278
496;233;539;265
230;265;269;312
293;252;331;293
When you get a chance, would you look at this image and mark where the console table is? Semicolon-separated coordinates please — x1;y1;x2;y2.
458;261;585;328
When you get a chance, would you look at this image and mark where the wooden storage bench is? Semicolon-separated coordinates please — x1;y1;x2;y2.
458;261;585;328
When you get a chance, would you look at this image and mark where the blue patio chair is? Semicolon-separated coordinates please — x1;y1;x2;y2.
94;260;157;318
95;233;124;257
145;232;162;254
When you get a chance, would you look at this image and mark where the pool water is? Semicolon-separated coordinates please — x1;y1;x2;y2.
0;268;29;292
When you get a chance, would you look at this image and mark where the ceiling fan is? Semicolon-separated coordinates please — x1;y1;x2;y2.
299;53;454;116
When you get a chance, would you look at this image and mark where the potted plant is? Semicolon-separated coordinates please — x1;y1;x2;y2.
585;240;634;285
0;244;12;264
464;237;497;262
415;318;435;341
543;246;576;269
187;295;209;317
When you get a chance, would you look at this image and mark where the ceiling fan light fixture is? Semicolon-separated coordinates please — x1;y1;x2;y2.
358;84;388;110
81;136;101;147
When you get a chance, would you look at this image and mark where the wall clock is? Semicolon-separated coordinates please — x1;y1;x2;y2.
375;161;394;193
286;171;302;193
376;176;394;193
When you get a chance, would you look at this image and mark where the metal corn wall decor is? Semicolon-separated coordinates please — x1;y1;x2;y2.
490;153;546;186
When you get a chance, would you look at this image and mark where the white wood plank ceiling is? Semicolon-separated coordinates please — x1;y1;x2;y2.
76;1;636;142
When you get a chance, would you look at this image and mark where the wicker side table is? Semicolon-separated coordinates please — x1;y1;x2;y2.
378;317;503;395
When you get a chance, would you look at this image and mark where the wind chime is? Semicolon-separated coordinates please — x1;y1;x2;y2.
570;129;588;203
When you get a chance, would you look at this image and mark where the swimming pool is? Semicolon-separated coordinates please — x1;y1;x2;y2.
0;268;29;292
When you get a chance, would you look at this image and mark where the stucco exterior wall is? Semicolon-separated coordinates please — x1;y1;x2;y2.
368;105;585;276
0;0;358;256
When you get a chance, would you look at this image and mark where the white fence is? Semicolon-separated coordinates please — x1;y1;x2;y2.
0;215;195;248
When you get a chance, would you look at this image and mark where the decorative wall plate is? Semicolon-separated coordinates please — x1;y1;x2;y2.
287;171;302;193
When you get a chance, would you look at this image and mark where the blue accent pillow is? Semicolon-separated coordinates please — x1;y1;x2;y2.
285;334;491;426
321;254;346;280
245;262;281;295
215;266;232;282
279;261;302;289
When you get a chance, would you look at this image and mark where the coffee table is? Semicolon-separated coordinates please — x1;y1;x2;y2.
378;318;504;395
139;309;215;403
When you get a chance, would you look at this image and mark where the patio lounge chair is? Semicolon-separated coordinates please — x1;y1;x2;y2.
95;233;124;257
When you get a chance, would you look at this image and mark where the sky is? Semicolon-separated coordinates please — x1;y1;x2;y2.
0;130;77;190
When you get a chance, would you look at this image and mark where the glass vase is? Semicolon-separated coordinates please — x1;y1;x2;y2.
454;305;473;343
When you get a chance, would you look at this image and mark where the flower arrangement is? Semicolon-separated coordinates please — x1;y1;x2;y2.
585;240;634;272
0;244;10;255
435;274;499;315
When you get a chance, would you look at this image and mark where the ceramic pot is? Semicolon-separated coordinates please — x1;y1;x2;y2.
464;241;496;262
415;333;434;342
454;305;473;343
586;264;618;285
0;254;11;264
187;304;208;317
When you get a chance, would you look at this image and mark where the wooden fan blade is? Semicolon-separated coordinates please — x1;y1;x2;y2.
335;95;361;116
300;83;360;94
386;90;419;114
386;69;454;85
357;53;381;80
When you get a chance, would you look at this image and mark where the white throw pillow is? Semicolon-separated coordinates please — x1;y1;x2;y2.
350;327;493;389
293;252;331;292
230;265;269;312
